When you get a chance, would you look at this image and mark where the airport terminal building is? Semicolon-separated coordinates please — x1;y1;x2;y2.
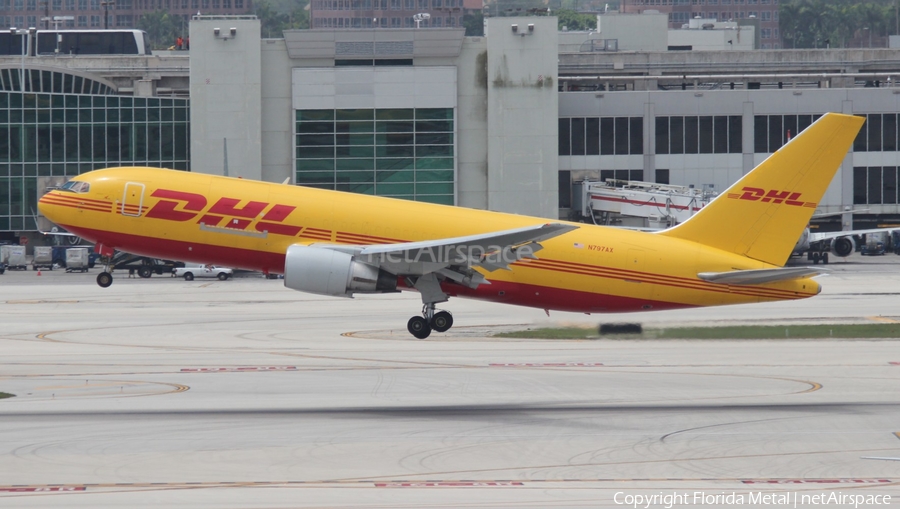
6;14;900;244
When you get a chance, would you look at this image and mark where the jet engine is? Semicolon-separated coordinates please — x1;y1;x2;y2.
283;244;397;297
830;236;855;257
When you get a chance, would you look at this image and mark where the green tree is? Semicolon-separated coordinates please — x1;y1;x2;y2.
255;0;309;37
555;8;597;31
137;10;178;50
462;11;484;36
780;0;895;48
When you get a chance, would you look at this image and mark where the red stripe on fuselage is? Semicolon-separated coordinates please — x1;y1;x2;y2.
444;279;694;313
59;224;288;274
53;224;693;313
39;198;110;213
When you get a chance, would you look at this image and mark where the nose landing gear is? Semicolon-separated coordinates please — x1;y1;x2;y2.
406;303;454;339
91;243;116;288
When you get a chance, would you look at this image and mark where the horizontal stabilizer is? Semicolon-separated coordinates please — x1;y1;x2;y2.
698;267;824;285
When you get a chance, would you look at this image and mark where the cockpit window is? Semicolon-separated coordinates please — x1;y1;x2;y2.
59;180;90;193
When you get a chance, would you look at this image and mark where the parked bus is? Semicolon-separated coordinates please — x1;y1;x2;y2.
0;29;152;56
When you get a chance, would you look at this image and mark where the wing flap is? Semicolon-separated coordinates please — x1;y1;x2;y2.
698;267;824;285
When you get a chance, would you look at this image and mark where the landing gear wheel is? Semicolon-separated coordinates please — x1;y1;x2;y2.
821;252;829;264
407;316;432;339
138;266;153;278
812;252;820;264
430;311;453;333
97;272;113;288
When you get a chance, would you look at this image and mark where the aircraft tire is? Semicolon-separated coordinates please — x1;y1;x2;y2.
407;316;431;339
97;272;113;288
184;273;194;281
822;253;829;264
430;311;453;333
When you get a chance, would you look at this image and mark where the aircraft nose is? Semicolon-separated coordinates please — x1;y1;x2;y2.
37;192;51;213
38;192;60;220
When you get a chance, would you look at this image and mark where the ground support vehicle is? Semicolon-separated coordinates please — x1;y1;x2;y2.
3;245;27;270
32;246;54;271
111;252;184;278
861;241;886;256
65;248;90;272
174;265;233;281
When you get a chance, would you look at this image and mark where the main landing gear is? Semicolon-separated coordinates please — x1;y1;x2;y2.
407;303;454;340
406;273;454;339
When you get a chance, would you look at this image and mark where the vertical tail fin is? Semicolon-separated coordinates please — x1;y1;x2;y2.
659;113;865;266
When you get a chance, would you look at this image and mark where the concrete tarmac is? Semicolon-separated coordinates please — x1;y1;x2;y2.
2;255;900;507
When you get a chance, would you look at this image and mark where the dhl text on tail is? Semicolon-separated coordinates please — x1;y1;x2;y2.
38;113;865;338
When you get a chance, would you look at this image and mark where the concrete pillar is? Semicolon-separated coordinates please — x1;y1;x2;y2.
485;16;559;219
133;79;156;97
189;16;262;179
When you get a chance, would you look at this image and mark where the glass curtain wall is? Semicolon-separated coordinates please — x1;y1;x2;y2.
295;107;455;205
0;90;190;231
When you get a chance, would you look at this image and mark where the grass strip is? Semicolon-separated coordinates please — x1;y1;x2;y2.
494;323;900;340
0;392;14;399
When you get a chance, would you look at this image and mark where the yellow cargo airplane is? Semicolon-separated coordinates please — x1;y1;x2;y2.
38;113;864;338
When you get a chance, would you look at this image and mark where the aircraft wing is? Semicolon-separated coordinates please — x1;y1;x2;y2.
316;223;578;289
698;267;824;285
808;227;895;243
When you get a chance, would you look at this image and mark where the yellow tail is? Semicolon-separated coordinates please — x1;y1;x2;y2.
660;112;865;266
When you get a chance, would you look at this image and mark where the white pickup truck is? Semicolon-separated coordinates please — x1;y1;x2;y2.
173;264;233;281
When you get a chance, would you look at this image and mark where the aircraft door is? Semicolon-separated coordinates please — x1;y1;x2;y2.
121;182;145;217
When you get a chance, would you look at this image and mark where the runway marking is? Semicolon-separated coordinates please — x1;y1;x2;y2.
0;487;86;492
27;380;189;398
489;363;604;368
742;479;893;484
375;482;525;487
180;366;298;373
35;381;142;391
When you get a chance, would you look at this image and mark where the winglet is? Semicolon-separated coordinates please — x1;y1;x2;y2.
660;113;865;266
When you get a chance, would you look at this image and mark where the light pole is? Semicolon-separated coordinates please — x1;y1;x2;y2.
10;27;34;92
39;1;49;29
101;0;114;29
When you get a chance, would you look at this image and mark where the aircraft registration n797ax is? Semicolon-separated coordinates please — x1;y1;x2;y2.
38;113;864;338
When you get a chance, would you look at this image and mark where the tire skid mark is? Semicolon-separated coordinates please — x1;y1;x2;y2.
2;476;898;495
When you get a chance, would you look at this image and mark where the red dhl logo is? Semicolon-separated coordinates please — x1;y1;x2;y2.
727;187;817;208
144;189;302;236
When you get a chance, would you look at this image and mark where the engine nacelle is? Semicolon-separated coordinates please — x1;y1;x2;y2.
284;245;397;297
830;236;855;257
